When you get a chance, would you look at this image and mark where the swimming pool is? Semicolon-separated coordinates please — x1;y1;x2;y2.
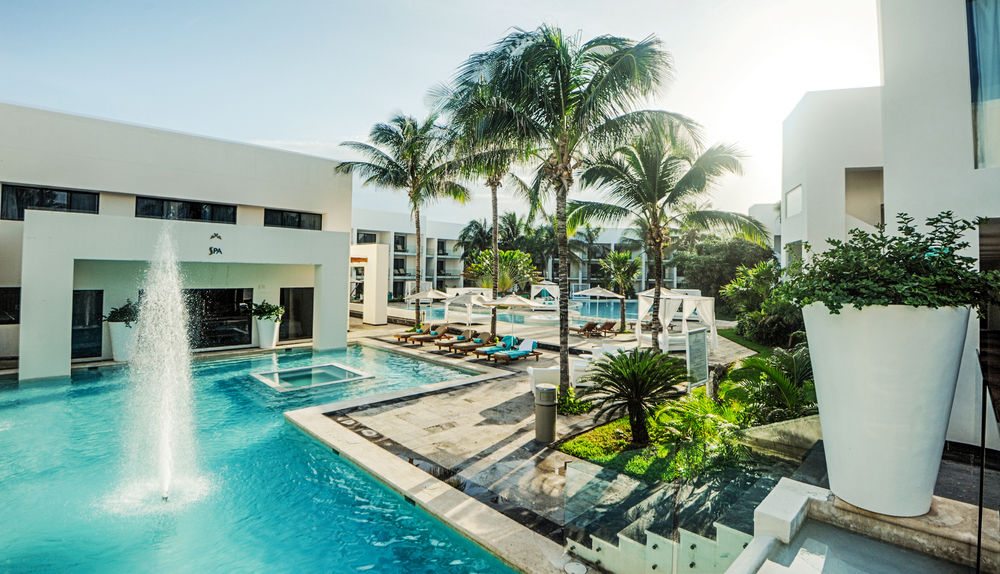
0;344;512;573
573;299;638;321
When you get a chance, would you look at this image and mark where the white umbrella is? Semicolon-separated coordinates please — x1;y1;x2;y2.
574;286;624;299
485;294;534;337
444;292;490;326
405;288;449;302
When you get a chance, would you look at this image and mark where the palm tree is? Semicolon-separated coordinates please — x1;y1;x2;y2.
722;342;816;426
336;114;469;325
457;219;491;262
600;251;640;332
497;211;528;250
450;25;692;389
578;348;689;446
570;126;765;351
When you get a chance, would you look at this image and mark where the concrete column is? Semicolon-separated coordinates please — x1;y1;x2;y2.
19;250;74;380
313;260;348;351
350;243;388;325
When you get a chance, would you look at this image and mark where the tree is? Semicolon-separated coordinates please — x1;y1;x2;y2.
600;251;640;332
672;238;774;310
464;249;538;293
336;115;469;325
451;26;686;388
457;218;491;262
570;126;765;351
578;348;689;446
497;211;528;250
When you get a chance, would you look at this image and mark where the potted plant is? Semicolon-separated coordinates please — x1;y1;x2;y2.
252;300;285;349
104;299;139;362
786;212;999;516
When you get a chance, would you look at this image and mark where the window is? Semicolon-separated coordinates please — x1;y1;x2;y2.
785;185;803;217
279;287;314;341
357;231;377;244
0;288;20;325
968;0;1000;168
1;184;99;220
136;197;236;224
394;234;407;252
71;290;103;359
264;209;322;230
185;288;252;348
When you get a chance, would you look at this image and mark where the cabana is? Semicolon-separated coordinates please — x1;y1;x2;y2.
442;292;491;326
634;288;718;351
530;280;559;301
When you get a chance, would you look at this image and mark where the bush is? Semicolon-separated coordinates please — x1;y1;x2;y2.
785;212;1000;314
673;238;775;317
251;300;285;322
558;386;594;415
104;299;140;327
735;292;804;348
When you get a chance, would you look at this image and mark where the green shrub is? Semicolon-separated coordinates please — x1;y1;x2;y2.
721;260;781;314
785;212;1000;314
251;300;285;322
104;299;140;327
558;386;594;415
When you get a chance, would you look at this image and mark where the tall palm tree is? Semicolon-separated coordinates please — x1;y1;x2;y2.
570;126;765;351
457;218;491;262
336;114;469;325
450;26;691;388
497;211;528;250
600;251;640;332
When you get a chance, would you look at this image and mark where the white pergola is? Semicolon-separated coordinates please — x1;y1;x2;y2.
634;287;718;350
442;292;491;326
530;280;559;300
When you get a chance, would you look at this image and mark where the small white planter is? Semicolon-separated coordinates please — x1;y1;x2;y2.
803;303;970;516
108;322;137;363
257;319;280;349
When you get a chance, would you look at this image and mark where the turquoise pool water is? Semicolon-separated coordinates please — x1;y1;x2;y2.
573;299;638;321
0;345;512;573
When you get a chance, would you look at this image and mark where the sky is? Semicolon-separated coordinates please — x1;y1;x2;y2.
0;0;881;224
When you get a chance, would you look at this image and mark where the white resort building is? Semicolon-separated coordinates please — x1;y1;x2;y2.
774;0;999;450
0;102;353;381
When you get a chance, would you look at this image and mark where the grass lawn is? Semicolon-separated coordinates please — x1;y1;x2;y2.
559;418;680;483
718;327;774;358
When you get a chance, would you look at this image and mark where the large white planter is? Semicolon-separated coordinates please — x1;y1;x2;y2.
803;303;970;516
108;322;137;363
257;319;280;349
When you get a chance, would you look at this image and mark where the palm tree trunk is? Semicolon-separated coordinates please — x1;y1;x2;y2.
650;233;663;352
629;404;649;446
490;183;499;336
619;282;627;333
413;203;422;327
556;178;571;391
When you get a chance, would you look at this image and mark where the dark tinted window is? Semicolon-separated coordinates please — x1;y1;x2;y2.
357;232;376;244
136;197;236;224
279;287;314;341
185;288;252;348
0;288;20;325
263;209;322;230
71;290;104;359
1;184;100;220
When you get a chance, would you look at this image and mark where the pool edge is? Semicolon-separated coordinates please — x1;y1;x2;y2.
284;406;571;574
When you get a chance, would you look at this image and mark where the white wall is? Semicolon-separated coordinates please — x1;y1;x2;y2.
844;168;884;227
18;211;348;380
878;0;1000;448
780;87;884;265
0;102;351;231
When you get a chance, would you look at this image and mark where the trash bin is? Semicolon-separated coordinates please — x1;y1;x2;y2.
535;384;558;443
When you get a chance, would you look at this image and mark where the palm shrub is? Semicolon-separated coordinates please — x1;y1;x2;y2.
722;260;805;347
721;260;780;314
785;212;1000;314
578;348;689;446
721;340;816;426
600;250;640;332
336;115;470;325
464;249;538;293
657;390;745;477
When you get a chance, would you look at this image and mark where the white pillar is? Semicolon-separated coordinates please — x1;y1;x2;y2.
313;260;348;351
18;250;74;380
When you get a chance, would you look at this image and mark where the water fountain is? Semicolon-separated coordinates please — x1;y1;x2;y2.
117;228;202;506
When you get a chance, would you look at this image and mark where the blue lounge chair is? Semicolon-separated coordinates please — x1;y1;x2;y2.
472;336;519;359
493;340;541;363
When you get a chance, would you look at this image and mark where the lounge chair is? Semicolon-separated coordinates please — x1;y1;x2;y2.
452;333;495;355
409;325;452;346
435;329;478;351
493;339;541;363
472;335;519;359
570;321;599;337
595;321;617;337
393;323;431;342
